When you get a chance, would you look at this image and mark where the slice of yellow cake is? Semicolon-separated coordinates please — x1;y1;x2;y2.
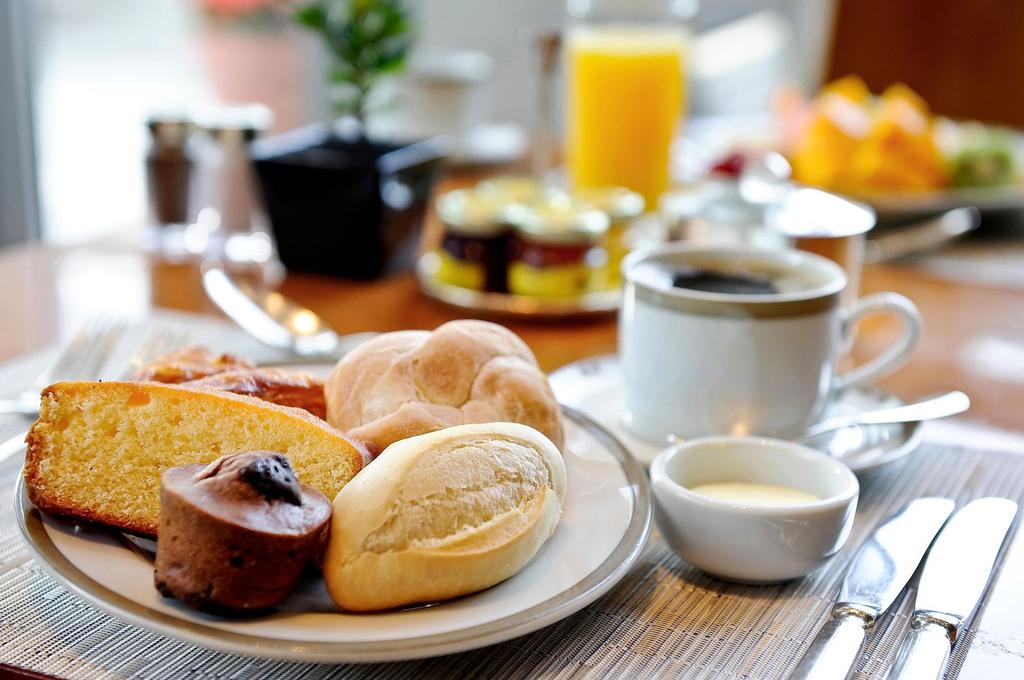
25;381;371;536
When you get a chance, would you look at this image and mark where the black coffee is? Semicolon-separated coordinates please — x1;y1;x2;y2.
670;266;778;295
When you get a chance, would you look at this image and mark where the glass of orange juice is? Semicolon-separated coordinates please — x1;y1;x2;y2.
564;0;696;209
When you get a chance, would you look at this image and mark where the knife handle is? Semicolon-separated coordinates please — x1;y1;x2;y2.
790;607;871;680
886;616;954;680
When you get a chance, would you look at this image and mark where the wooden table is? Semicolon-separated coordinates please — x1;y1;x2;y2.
1;236;1023;432
1;234;1024;679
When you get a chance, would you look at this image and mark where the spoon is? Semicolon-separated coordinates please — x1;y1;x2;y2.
201;265;376;361
667;390;970;453
794;390;970;444
865;207;981;263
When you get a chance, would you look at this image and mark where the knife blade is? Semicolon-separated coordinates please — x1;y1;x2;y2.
864;207;980;263
886;497;1017;680
201;265;376;361
789;498;956;680
202;266;339;355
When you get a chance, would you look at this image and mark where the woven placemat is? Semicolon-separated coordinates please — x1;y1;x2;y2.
0;440;1020;679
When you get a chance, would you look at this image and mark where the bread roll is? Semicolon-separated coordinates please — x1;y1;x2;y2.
323;422;567;611
324;320;563;457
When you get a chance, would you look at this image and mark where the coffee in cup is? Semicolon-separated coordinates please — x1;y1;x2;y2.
619;245;921;442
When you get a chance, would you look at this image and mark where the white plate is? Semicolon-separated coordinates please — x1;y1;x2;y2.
15;406;651;663
862;184;1024;222
549;354;923;474
680;114;1024;222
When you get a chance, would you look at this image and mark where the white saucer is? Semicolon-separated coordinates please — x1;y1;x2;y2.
549;355;923;475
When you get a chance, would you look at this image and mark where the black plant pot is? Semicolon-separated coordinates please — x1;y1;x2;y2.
251;124;446;280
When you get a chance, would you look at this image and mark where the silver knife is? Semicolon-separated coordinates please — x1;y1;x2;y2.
201;265;376;361
886;497;1018;680
790;498;956;680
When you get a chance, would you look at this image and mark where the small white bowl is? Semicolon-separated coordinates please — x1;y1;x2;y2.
650;436;859;583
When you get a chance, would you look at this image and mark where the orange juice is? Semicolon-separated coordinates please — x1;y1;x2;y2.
565;26;688;208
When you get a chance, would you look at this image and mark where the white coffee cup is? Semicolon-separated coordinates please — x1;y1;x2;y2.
620;245;922;442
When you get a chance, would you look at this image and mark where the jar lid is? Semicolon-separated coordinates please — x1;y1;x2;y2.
436;188;510;237
475;175;540;204
507;191;610;245
769;187;876;238
575;186;645;220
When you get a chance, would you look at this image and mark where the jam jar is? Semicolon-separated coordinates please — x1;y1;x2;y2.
507;192;610;297
435;189;512;293
576;187;644;286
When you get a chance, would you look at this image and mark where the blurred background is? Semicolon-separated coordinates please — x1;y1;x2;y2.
1;0;1022;279
2;0;835;246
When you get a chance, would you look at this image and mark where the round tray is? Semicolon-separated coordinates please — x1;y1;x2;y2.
416;252;621;319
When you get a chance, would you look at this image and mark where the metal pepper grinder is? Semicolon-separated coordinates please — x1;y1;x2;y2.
194;104;273;237
192;104;281;286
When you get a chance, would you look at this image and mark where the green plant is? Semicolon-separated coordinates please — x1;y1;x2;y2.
295;0;412;126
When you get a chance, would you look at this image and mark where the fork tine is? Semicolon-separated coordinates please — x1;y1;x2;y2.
32;319;95;389
139;326;189;361
31;316;112;390
122;324;191;379
75;317;128;381
9;316;129;419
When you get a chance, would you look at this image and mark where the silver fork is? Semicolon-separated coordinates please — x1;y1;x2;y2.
121;324;191;379
0;316;126;465
0;315;128;417
0;321;189;466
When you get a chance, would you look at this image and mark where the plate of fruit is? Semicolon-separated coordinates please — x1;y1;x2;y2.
774;76;1024;219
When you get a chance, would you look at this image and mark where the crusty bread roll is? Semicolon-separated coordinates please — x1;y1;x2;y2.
323;422;567;611
25;381;369;536
324;320;564;457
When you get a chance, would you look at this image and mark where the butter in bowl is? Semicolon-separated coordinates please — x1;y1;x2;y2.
650;436;859;583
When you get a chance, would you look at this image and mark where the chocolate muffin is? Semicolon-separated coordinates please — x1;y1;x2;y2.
154;451;332;614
